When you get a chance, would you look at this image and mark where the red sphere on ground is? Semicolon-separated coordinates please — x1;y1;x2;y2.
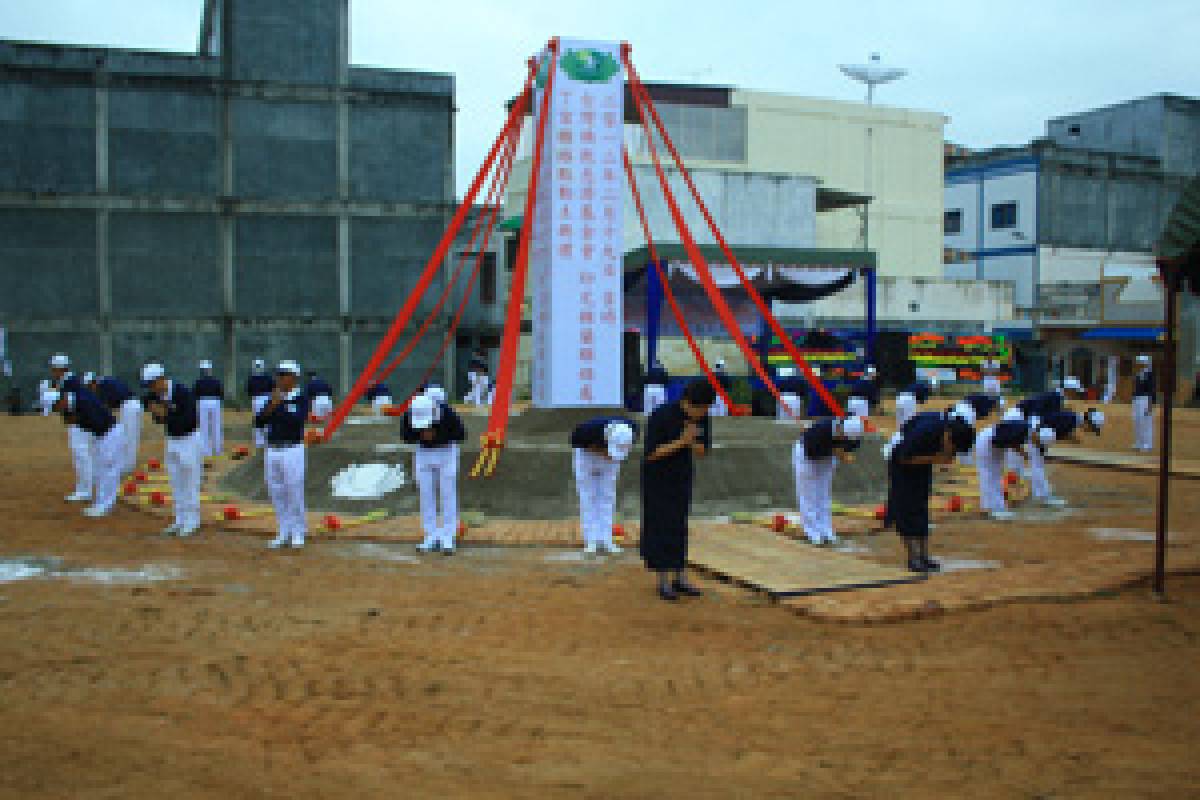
222;506;242;521
323;514;341;531
147;458;161;470
149;491;166;506
874;505;887;520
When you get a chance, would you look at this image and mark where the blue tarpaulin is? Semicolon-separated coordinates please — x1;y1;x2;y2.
1078;327;1164;340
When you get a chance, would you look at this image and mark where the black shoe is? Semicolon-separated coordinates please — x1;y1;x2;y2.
907;558;929;574
672;581;704;597
922;557;942;572
658;585;680;602
441;547;455;557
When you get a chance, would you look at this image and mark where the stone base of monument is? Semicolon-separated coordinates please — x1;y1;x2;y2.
218;407;888;521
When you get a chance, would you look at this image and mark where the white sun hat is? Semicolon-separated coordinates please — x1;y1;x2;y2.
409;394;436;430
1038;427;1057;447
605;422;635;461
839;415;865;439
199;359;213;370
253;358;266;371
424;384;447;406
50;353;70;368
140;363;165;386
276;360;301;376
1003;407;1024;422
1062;376;1083;392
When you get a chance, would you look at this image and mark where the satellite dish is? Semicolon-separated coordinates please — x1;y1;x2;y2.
838;52;907;104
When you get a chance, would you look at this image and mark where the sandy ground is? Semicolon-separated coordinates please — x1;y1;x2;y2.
1;410;1199;799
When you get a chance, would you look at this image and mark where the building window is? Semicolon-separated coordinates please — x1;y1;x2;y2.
991;202;1018;230
1068;124;1081;137
944;209;963;235
480;252;497;306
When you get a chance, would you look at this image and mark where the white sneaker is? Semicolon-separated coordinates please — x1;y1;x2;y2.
1042;496;1068;508
161;523;181;536
416;541;439;554
267;536;290;549
583;542;600;555
177;525;199;537
66;492;91;502
989;510;1016;521
602;542;623;555
823;535;841;547
82;505;110;518
290;536;305;549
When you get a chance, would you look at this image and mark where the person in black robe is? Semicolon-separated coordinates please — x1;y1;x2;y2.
884;410;975;573
639;379;715;602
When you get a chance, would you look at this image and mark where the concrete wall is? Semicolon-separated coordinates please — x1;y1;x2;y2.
0;0;462;406
1046;94;1200;178
622;165;816;252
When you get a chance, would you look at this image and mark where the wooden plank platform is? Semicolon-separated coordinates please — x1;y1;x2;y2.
688;524;924;598
1047;448;1200;479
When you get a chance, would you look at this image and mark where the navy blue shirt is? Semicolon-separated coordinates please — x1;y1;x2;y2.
1039;410;1081;440
1018;390;1065;419
194;376;224;399
401;404;466;448
850;377;880;405
570;416;640;450
801;419;837;460
964;393;999;420
306;377;333;399
365;383;391;401
894;412;949;461
246;373;274;397
254;391;310;445
902;381;932;405
991;420;1029;449
1134;370;1155;401
151;382;199;438
57;372;83;394
68;387;117;436
645;366;669;385
95;376;132;410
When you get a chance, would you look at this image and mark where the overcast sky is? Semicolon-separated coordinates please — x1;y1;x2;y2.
2;0;1196;195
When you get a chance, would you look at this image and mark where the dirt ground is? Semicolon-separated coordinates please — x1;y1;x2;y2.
2;409;1199;799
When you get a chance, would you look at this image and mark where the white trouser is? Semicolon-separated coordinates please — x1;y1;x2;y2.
251;395;269;448
414;444;459;549
1133;396;1154;451
1004;448;1027;479
265;444;307;546
846;396;869;419
793;441;836;544
711;394;729;417
467;375;490;406
465;371;480;405
165;431;203;530
311;395;333;421
777;393;802;421
372;395;393;415
197;398;223;457
573;448;621;548
975;430;1007;513
41;387;59;416
1103;356;1119;404
983;376;1001;397
895;393;917;430
88;425;123;513
643;384;667;415
119;398;142;474
1027;444;1052;500
959;441;975;466
68;424;93;498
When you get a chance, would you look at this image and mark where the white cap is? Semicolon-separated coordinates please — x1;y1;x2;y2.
1136;354;1152;365
1062;376;1083;392
253;358;266;371
50;353;70;368
605;422;635;461
409;394;436;429
1038;427;1057;446
141;363;165;386
1086;409;1106;430
865;366;877;377
82;372;95;384
199;359;213;370
424;384;447;406
715;359;726;370
1003;407;1024;422
928;377;940;389
811;366;822;378
838;415;865;439
276;360;301;376
777;366;796;378
950;402;976;426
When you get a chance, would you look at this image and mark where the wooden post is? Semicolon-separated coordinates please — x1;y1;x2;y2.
1154;263;1177;598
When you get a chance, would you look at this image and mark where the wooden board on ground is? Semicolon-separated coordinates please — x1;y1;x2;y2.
1048;448;1200;479
688;524;924;598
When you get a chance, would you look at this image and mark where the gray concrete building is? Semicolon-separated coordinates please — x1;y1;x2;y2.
943;93;1200;394
0;0;494;406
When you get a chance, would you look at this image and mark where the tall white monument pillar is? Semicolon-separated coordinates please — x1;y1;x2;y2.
530;40;625;407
